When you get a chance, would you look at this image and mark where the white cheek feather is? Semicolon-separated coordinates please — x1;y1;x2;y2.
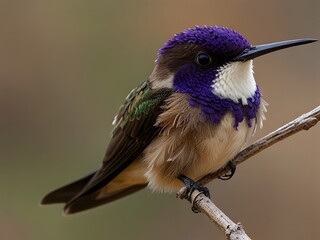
212;60;257;105
151;74;174;89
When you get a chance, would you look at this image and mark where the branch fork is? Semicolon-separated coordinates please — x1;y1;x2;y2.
177;105;320;239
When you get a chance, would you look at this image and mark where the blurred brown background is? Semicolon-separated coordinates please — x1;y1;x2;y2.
0;1;319;239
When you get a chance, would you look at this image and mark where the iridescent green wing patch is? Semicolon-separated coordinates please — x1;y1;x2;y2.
70;80;172;197
113;80;171;131
112;80;149;129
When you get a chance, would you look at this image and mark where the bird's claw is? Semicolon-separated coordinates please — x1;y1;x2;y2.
177;175;210;213
218;161;236;180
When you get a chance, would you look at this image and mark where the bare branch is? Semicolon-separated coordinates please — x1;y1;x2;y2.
177;105;320;239
190;189;251;240
198;105;320;185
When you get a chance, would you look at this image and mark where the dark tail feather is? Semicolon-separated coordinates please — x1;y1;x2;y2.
63;184;147;215
41;172;96;205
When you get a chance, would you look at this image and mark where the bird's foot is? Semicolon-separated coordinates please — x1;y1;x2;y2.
218;161;236;180
177;175;210;213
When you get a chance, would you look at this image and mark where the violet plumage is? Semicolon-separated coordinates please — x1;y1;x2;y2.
159;26;259;128
159;26;251;59
41;25;316;215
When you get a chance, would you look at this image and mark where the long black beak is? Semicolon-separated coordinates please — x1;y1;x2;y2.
234;38;317;61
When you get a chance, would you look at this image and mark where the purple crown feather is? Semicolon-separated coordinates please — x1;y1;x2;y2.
158;26;260;128
158;26;251;58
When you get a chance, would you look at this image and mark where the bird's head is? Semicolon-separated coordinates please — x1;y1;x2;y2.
150;26;316;126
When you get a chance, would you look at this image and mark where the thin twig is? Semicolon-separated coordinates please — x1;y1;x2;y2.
177;105;320;239
190;189;251;240
199;105;320;185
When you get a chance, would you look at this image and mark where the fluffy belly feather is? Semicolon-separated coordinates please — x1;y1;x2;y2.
140;92;260;192
143;112;254;192
99;92;266;195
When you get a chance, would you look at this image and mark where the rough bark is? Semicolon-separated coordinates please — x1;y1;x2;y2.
177;105;320;239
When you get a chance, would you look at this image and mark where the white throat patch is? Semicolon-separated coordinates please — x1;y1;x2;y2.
212;60;257;105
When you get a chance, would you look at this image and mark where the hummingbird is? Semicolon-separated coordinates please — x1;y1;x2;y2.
41;26;316;214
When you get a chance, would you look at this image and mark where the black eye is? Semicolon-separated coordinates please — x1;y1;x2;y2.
196;53;212;66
